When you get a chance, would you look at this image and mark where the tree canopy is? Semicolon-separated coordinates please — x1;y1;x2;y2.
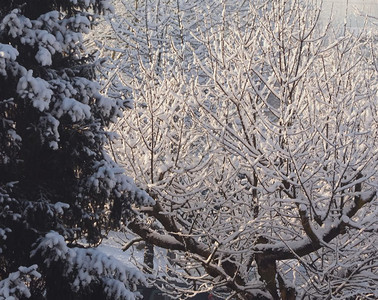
1;0;377;299
0;0;151;299
98;0;378;299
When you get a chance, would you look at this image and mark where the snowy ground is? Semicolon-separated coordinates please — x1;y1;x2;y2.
97;231;145;268
321;0;378;29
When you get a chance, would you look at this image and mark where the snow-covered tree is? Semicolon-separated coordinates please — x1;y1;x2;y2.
0;0;152;299
107;0;378;299
88;0;243;111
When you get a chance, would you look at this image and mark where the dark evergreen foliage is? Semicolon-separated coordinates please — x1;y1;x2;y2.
0;0;150;298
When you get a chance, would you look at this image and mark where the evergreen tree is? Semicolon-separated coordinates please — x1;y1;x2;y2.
0;0;152;299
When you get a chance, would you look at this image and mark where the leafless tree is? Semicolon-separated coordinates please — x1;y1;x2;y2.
103;1;377;299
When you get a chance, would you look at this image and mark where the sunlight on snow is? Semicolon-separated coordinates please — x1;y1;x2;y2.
321;0;378;29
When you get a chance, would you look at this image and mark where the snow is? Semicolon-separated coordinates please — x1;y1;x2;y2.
0;44;19;61
7;129;21;143
35;46;52;66
98;235;141;270
53;202;70;214
0;265;41;300
0;9;32;38
31;232;147;299
88;157;154;205
60;97;91;122
0;0;376;298
0;43;19;76
0;228;11;252
40;114;60;149
298;204;307;212
1;0;153;299
17;70;53;112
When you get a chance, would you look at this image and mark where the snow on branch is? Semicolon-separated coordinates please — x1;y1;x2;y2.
0;43;18;76
92;0;378;298
31;231;146;299
0;265;41;300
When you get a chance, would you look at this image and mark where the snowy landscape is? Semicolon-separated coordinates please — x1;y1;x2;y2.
1;0;377;299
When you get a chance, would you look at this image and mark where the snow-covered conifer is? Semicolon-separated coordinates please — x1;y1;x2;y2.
0;0;151;298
